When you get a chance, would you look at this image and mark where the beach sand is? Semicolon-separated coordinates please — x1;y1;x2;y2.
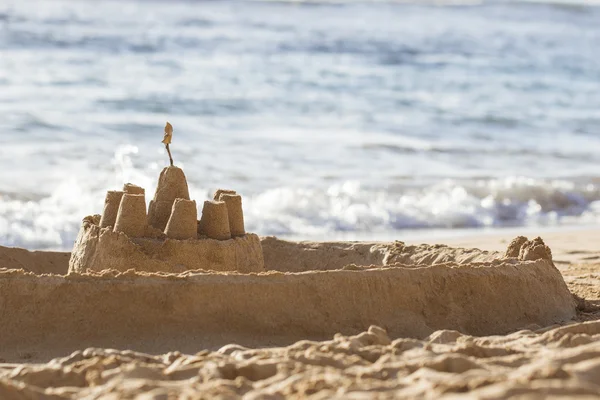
0;230;599;398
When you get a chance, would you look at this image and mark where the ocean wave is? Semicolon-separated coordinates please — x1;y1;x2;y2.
244;178;600;236
358;142;600;161
3;170;600;251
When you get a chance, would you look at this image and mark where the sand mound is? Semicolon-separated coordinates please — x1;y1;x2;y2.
1;322;599;398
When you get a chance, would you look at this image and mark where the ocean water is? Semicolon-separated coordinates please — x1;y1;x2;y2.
0;0;599;250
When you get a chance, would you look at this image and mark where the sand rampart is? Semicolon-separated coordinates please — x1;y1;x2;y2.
0;238;506;275
261;237;501;272
0;257;575;362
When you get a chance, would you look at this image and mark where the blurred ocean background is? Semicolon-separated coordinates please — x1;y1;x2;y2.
0;0;599;250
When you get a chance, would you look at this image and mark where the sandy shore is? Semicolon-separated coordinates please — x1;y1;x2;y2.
0;230;599;398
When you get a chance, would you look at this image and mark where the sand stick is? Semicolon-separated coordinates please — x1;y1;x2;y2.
198;200;231;240
165;199;198;240
162;122;174;166
166;144;174;166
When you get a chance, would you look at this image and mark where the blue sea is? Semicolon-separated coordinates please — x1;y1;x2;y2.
0;0;599;250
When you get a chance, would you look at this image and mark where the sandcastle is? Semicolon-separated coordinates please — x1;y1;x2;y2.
69;166;263;274
69;168;263;274
0;123;577;365
1;235;578;363
69;124;263;274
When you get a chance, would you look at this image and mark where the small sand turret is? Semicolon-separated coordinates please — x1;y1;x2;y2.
99;190;124;228
198;200;231;240
148;166;191;231
219;193;245;237
214;189;237;200
165;199;198;240
113;193;147;238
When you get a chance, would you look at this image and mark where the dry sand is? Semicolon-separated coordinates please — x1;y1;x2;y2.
2;323;600;399
0;230;599;398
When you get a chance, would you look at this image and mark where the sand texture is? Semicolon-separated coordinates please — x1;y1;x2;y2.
1;322;600;399
69;216;264;274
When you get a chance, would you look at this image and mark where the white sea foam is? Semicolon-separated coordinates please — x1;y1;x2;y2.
1;148;600;250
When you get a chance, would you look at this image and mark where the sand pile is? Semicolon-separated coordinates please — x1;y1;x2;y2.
1;322;600;399
69;166;264;274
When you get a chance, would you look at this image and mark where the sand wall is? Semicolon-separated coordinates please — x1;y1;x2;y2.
261;237;502;272
0;259;575;362
0;245;70;275
261;238;389;272
68;219;264;274
0;238;513;275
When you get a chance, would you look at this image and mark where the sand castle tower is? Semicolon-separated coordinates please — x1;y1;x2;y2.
148;166;191;231
113;193;147;238
68;123;264;274
165;198;197;240
99;191;124;228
